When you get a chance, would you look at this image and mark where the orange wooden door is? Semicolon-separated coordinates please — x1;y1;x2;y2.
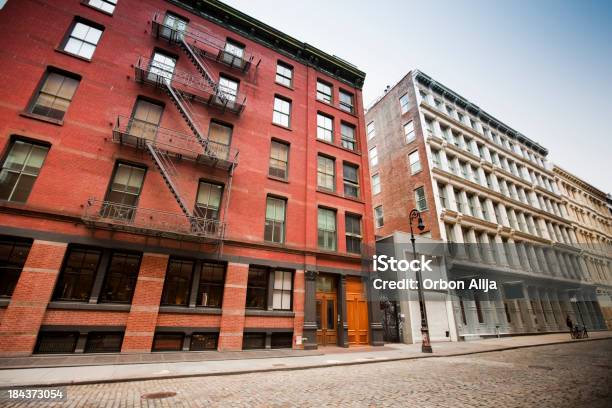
346;277;369;345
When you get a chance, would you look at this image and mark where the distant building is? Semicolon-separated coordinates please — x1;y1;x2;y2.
553;166;612;329
366;70;610;341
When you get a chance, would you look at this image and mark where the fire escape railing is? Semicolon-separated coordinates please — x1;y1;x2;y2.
83;197;225;242
134;56;246;115
150;11;258;74
112;115;238;170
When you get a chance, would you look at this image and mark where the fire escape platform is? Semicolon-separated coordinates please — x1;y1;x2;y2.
112;116;238;171
150;13;257;74
82;198;225;243
134;58;246;116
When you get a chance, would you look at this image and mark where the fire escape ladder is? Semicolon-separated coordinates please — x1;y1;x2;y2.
179;38;230;108
145;141;195;225
163;81;208;147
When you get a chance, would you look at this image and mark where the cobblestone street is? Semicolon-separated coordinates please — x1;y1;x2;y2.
4;340;611;407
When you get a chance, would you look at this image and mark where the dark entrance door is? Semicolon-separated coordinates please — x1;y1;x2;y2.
381;300;401;343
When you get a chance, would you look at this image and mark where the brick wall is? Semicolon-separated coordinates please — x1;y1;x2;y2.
0;240;67;356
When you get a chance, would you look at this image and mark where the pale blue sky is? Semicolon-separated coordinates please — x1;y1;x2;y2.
225;0;612;193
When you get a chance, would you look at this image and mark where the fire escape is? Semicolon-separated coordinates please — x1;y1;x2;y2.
83;14;248;243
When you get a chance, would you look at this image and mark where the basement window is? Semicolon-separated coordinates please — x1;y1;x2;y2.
190;333;219;351
34;332;79;354
84;332;123;353
242;332;266;350
152;333;184;352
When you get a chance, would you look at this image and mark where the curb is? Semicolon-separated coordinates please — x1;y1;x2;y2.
2;336;610;389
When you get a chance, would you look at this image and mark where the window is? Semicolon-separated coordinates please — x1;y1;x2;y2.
85;332;123;353
404;121;415;143
103;163;145;221
372;174;381;195
218;75;239;102
63;20;103;60
271;332;293;349
317;113;333;142
409;151;421;174
53;247;102;301
148;52;176;83
318;208;337;250
415;186;427;211
29;71;80;121
438;184;447;207
222;39;245;68
339;90;354;113
317;155;335;191
161;13;187;40
275;62;293;87
374;206;384;228
399;93;410;114
343;163;359;198
431;150;440;167
0;237;32;297
316;80;332;103
345;214;362;254
265;196;286;244
207;121;232;160
128;99;163;141
242;332;266;350
197;262;225;308
369;147;378;167
269;140;289;179
366;122;375;140
86;0;117;14
0;139;49;203
341;123;356;151
273;270;292;310
190;333;219;351
99;252;141;303
272;97;291;127
152;333;184;352
34;332;79;354
246;266;268;309
195;181;223;220
160;259;194;306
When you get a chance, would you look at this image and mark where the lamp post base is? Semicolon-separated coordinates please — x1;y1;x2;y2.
421;328;433;353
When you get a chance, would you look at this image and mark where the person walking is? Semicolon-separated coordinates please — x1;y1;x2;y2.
566;315;574;338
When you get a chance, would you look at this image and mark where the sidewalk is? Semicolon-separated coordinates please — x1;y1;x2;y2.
0;331;610;388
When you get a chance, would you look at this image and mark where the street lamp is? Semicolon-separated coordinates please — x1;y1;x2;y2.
409;208;433;353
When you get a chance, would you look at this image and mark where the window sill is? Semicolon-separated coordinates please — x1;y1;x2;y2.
275;81;294;91
0;298;10;308
245;309;295;317
20;111;64;126
316;188;364;204
271;122;292;131
316;98;358;118
268;175;289;184
54;48;93;63
47;301;131;312
159;306;222;315
80;0;114;16
316;138;361;156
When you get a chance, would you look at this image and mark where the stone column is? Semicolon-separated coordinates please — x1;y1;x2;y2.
0;240;67;356
366;274;384;346
292;269;305;349
217;262;249;351
302;270;318;350
121;253;169;353
337;275;349;347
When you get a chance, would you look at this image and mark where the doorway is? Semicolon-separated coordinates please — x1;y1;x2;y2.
316;274;337;346
346;276;369;345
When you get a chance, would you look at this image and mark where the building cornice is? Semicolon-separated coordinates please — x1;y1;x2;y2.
166;0;366;89
414;70;548;156
553;165;608;199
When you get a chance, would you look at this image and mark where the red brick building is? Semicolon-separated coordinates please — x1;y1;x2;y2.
0;0;381;356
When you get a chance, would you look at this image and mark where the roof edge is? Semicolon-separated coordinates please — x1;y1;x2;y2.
166;0;366;89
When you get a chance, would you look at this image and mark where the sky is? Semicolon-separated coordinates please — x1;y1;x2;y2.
224;0;612;194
